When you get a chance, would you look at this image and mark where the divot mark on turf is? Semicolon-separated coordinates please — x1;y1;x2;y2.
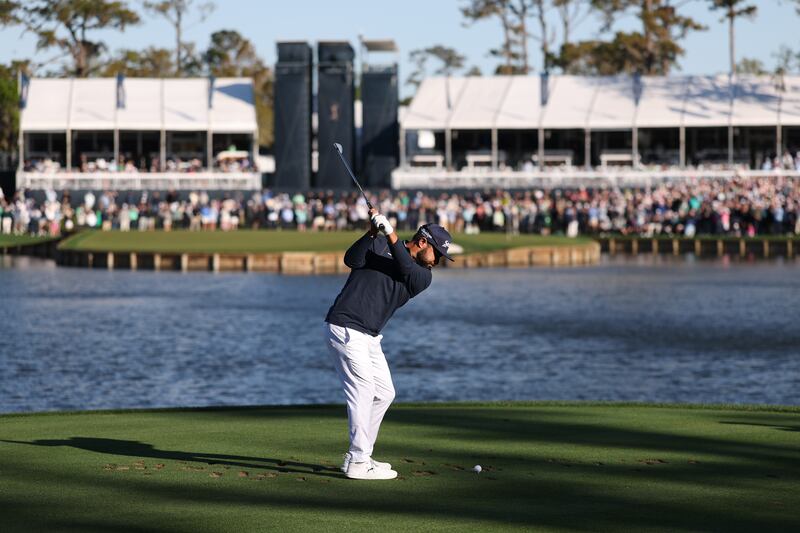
210;472;223;478
412;470;436;476
155;463;165;470
401;458;415;463
238;471;249;478
442;463;465;471
638;459;668;465
296;477;307;482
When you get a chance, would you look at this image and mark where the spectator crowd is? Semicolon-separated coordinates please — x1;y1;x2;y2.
2;176;799;238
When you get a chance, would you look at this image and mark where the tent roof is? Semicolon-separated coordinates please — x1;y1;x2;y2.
402;77;468;130
540;76;597;129
494;76;542;129
21;77;258;133
777;75;800;126
401;74;800;131
448;76;512;129
681;75;732;127
586;75;636;129
635;76;687;128
731;75;780;127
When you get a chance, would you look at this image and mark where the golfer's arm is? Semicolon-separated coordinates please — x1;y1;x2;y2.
387;238;431;297
343;232;375;268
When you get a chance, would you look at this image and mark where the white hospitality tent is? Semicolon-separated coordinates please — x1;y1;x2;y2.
400;73;800;170
20;76;259;172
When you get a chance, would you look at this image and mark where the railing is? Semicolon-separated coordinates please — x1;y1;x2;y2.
391;167;800;189
17;171;262;190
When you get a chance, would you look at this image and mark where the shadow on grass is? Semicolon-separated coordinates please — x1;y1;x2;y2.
2;406;800;532
217;405;800;467
1;438;798;533
719;421;800;433
0;437;345;479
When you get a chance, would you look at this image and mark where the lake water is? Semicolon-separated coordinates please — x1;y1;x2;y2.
1;254;799;413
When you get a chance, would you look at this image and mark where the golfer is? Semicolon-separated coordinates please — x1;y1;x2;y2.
324;210;453;480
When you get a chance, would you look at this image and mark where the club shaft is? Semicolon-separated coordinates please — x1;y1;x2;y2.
333;144;382;229
334;147;373;210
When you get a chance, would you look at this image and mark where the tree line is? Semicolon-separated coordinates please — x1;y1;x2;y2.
407;0;800;94
0;0;273;156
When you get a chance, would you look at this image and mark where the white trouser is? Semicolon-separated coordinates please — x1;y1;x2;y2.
324;322;396;463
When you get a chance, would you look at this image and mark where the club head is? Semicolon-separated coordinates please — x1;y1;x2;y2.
333;143;343;154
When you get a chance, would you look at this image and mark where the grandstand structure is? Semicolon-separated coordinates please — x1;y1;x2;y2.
17;76;260;190
395;74;800;188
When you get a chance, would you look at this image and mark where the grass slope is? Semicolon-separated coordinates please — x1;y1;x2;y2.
1;402;798;532
57;230;592;255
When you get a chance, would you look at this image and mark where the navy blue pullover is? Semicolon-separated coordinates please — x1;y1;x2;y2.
325;233;432;336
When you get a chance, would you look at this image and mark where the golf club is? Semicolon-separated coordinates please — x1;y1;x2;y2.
333;142;384;231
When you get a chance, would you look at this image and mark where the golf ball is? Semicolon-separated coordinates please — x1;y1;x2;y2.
472;465;482;473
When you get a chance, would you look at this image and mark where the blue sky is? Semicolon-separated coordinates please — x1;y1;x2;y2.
0;0;798;97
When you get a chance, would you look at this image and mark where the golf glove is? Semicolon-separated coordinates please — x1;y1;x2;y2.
371;214;394;235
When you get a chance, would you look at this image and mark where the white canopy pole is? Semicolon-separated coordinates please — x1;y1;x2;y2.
584;129;591;169
445;129;452;170
537;128;544;170
251;131;258;171
66;79;74;170
206;130;213;171
728;74;734;166
491;128;498;170
66;131;72;171
114;129;119;170
679;126;686;168
206;76;213;171
114;76;120;169
399;127;406;168
159;79;166;171
776;73;784;159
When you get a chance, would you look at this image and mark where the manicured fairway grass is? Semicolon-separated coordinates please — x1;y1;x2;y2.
58;229;592;255
2;402;798;532
0;234;59;247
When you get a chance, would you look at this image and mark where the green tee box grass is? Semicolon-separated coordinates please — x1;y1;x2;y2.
0;235;58;248
2;402;798;532
57;230;592;255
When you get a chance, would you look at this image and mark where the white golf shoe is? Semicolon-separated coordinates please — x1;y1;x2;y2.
344;460;398;480
341;453;393;472
370;458;392;470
